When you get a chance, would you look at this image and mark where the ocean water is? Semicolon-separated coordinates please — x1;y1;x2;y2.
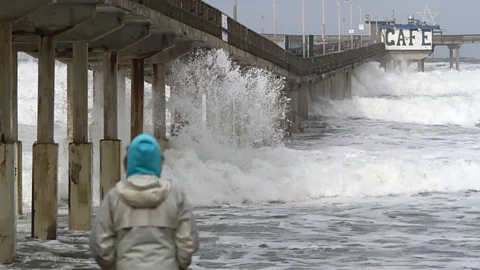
4;53;480;269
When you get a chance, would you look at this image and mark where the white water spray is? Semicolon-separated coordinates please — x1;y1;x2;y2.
17;53;480;209
311;61;480;127
166;49;288;151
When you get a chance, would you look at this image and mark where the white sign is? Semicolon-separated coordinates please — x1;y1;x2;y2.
381;28;433;51
349;29;354;34
221;14;228;29
221;14;228;42
359;24;364;31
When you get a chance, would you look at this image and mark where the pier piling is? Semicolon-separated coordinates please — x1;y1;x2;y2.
68;41;92;231
0;22;16;264
32;35;58;240
100;51;121;200
131;59;145;141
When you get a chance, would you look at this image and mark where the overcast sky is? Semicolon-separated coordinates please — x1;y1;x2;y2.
203;0;480;58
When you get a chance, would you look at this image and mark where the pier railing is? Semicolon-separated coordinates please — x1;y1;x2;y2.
135;0;385;75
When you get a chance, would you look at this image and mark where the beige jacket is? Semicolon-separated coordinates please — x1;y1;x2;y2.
89;175;199;270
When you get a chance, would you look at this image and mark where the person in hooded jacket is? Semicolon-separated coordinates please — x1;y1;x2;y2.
89;133;199;270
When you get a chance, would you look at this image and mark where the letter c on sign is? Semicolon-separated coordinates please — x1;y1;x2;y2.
385;29;395;46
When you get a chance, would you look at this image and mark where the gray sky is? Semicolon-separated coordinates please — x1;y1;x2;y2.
203;0;480;58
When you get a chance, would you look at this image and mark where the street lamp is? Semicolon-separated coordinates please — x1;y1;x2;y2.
233;0;237;20
261;15;264;33
302;0;306;58
337;0;341;51
358;5;363;47
345;0;353;49
273;0;277;45
365;14;371;43
322;0;326;54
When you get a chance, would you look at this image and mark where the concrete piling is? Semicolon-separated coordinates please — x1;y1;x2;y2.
36;36;55;142
117;67;127;139
0;144;16;263
66;62;73;206
0;22;16;264
68;41;92;231
91;68;103;204
300;86;309;123
100;51;121;200
32;35;58;240
68;143;92;230
91;69;104;143
131;59;145;141
0;23;13;141
67;62;74;140
331;73;344;100
100;141;121;199
449;46;454;70
418;59;425;73
117;68;128;174
152;63;168;150
344;71;352;98
448;45;461;71
103;52;118;141
455;46;460;71
12;49;22;217
288;68;353;131
324;78;332;99
14;141;22;216
288;90;299;131
316;80;325;99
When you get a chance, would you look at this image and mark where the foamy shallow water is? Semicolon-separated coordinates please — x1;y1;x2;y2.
6;54;480;269
8;193;480;269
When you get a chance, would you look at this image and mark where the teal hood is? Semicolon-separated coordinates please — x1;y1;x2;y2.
126;134;162;178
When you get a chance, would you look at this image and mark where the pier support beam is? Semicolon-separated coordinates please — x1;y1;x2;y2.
344;71;352;98
388;60;395;72
418;59;425;73
449;47;454;70
379;59;386;71
117;68;128;177
68;41;92;231
0;22;16;264
12;49;22;217
100;141;120;198
331;73;345;100
324;78;332;99
150;41;193;139
100;51;120;200
32;35;58;240
448;45;460;71
300;86;309;123
117;68;127;138
131;59;144;141
455;46;460;71
288;87;300;132
152;63;168;150
90;68;103;204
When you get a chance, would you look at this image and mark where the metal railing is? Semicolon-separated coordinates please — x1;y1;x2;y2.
433;34;480;45
137;0;385;76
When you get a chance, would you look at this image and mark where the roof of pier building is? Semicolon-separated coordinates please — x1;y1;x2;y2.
378;24;440;30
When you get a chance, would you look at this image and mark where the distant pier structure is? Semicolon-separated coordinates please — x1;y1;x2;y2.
375;15;440;72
